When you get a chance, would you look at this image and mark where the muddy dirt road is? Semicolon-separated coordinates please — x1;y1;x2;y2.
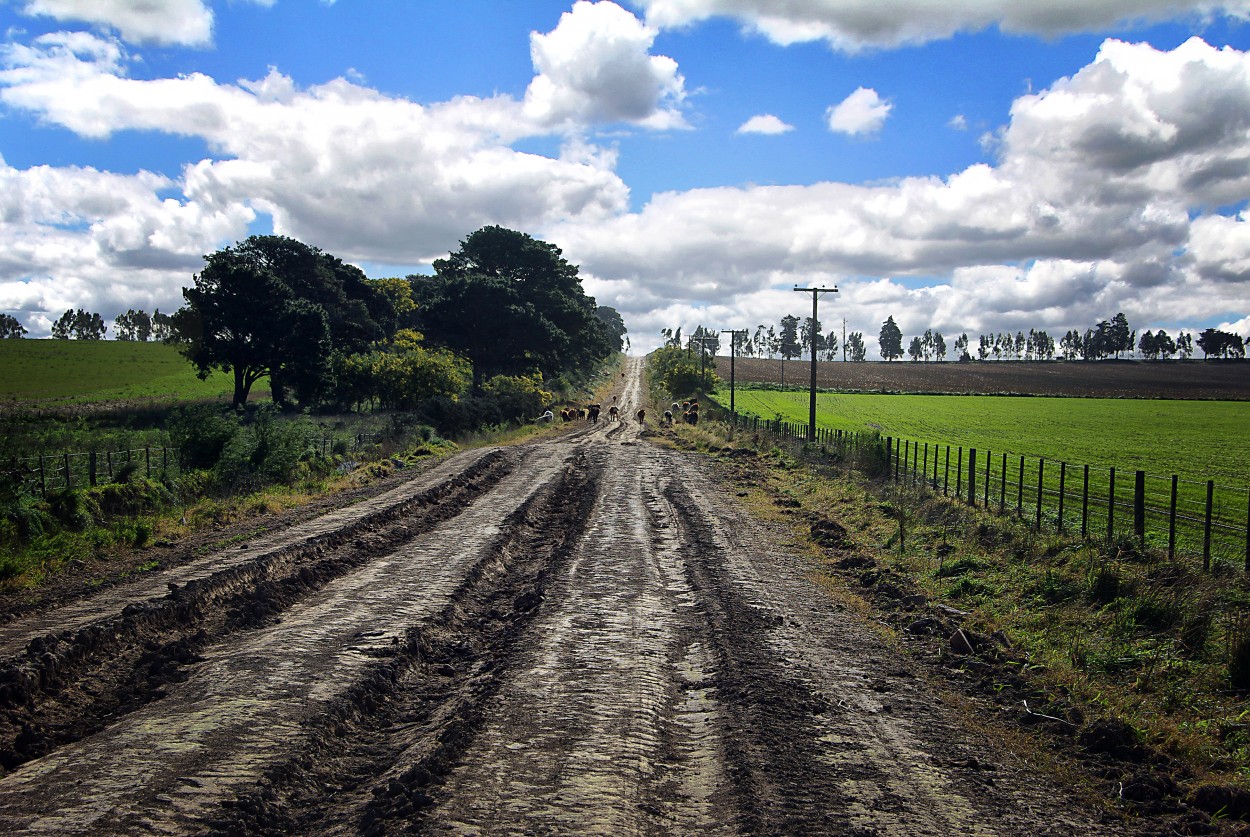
0;359;1121;834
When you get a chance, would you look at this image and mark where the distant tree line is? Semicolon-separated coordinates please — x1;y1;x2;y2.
660;309;1247;366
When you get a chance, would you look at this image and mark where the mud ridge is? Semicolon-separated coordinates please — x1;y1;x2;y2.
209;447;604;835
660;480;851;834
0;449;516;773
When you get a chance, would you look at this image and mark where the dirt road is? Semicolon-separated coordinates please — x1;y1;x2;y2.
0;359;1121;834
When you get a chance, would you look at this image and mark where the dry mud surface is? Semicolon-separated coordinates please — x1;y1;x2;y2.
0;359;1128;835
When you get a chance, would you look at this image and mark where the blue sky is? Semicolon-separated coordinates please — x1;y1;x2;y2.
1;1;1249;354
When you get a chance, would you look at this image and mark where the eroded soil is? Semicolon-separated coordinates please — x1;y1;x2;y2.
0;359;1139;834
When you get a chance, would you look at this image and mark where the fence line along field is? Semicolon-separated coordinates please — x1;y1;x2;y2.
730;388;1250;487
710;359;1250;567
0;340;234;407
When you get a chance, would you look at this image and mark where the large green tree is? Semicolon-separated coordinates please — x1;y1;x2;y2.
595;306;628;354
412;226;614;389
176;237;348;408
879;316;903;361
778;315;802;361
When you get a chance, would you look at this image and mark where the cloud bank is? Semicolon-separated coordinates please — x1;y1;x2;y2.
633;0;1250;51
0;2;1247;355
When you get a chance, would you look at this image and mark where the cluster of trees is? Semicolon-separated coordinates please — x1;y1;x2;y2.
173;227;622;411
973;330;1057;361
0;308;178;341
648;345;719;397
1195;328;1245;359
662;316;853;363
50;309;107;340
113;309;177;342
0;314;26;339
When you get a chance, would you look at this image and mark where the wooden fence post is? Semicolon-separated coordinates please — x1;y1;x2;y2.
1017;456;1025;516
1244;487;1249;573
145;446;151;479
1134;470;1146;547
1168;475;1178;560
968;448;977;506
63;452;71;491
984;450;991;508
39;454;46;497
1058;463;1066;533
1107;467;1116;543
956;447;963;502
1036;459;1045;531
944;446;950;496
89;451;97;487
1203;479;1214;572
904;440;910;484
1000;453;1007;515
1081;465;1090;539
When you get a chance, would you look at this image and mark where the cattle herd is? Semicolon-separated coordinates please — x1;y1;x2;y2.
551;399;699;426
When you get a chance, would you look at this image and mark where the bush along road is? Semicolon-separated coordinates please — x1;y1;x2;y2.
0;360;1129;835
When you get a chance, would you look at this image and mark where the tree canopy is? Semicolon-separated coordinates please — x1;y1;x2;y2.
51;309;106;340
0;314;26;339
879;316;903;361
411;226;616;389
175;235;389;408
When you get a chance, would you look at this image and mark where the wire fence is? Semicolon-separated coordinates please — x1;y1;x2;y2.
717;407;1250;572
9;433;390;496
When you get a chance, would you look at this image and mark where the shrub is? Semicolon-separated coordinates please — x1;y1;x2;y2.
91;478;175;518
1229;616;1250;692
168;405;240;470
0;460;51;543
45;488;98;531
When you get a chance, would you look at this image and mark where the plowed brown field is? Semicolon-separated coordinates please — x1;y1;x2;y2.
715;357;1250;399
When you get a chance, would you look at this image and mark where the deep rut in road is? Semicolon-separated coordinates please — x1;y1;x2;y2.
0;448;515;773
214;448;603;834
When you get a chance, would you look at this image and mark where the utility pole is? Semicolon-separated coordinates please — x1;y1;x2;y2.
793;285;839;442
721;329;748;420
842;318;847;363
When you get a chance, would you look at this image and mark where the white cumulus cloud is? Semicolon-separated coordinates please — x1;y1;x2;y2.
19;0;268;47
524;0;688;129
736;113;793;134
826;87;891;135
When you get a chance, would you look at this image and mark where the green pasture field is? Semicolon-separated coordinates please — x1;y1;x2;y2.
727;387;1250;484
0;340;234;406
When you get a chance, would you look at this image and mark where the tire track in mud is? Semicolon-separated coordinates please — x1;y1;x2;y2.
661;456;1115;836
210;446;605;835
0;447;515;777
415;441;745;836
0;443;587;833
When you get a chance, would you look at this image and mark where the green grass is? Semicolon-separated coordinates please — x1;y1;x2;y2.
727;387;1250;485
0;340;235;405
